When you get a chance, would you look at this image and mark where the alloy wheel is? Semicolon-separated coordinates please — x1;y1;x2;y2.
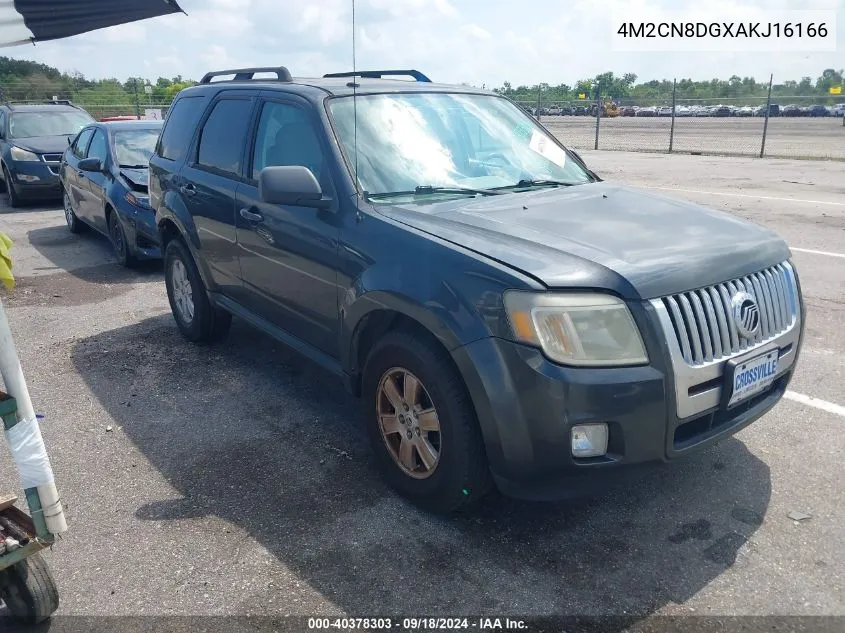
170;258;194;324
376;367;441;479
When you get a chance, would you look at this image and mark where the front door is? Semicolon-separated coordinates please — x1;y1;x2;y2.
235;97;341;357
64;127;94;219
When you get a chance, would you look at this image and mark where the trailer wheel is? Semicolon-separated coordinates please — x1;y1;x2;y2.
0;553;59;623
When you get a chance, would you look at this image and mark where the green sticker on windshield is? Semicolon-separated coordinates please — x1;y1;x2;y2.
514;121;532;142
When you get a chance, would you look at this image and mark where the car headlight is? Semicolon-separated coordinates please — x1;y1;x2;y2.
124;191;151;209
503;291;648;366
10;146;39;161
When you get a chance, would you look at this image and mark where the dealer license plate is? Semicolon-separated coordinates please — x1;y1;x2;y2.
727;350;779;407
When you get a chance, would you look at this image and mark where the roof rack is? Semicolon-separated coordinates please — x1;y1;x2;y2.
200;66;293;84
322;69;432;83
1;98;83;110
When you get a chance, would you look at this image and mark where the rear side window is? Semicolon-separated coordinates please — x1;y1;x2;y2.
72;128;94;159
196;99;253;177
158;96;206;162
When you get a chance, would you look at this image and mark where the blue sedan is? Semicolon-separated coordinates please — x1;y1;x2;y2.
59;120;164;266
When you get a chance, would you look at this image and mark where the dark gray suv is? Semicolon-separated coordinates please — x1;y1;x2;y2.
150;67;805;513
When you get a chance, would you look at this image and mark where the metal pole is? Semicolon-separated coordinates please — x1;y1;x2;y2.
760;73;773;158
594;83;601;150
536;85;542;122
132;78;141;120
669;78;676;153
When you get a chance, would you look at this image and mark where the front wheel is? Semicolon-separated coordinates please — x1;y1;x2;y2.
108;212;136;268
0;553;60;624
164;238;231;343
4;166;22;208
362;330;492;513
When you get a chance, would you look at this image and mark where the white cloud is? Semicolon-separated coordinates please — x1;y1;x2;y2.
463;24;492;40
5;0;842;88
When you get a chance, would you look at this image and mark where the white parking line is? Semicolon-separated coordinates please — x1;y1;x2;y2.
784;391;845;418
644;186;845;207
790;247;845;259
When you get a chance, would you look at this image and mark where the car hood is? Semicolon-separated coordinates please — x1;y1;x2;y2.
10;135;75;154
373;181;791;300
119;167;148;191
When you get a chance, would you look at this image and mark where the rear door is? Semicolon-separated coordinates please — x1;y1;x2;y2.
178;92;257;300
63;127;94;218
79;127;110;232
234;95;341;356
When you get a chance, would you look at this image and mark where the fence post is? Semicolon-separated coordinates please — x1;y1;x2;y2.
760;73;773;158
594;84;601;150
669;78;676;153
132;78;141;120
536;85;542;122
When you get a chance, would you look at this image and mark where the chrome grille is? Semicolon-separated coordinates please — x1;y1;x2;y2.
41;153;63;163
660;262;798;366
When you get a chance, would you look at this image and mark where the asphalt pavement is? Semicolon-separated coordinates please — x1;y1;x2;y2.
0;151;842;625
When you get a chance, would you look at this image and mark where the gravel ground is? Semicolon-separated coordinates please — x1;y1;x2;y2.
0;151;842;629
539;116;845;159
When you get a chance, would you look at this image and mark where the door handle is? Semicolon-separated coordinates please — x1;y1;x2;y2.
180;183;197;196
239;208;264;223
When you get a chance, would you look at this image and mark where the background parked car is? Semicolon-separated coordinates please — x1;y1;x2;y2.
807;105;829;117
620;106;636;117
60;119;164;266
831;104;845;117
781;104;802;117
0;100;94;207
636;106;657;117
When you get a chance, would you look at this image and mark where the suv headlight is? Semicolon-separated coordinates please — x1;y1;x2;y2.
9;146;39;161
503;291;648;367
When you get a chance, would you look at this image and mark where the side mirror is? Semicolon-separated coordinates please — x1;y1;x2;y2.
259;165;330;209
78;157;102;172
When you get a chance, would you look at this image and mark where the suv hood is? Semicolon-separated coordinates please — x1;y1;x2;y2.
10;135;74;154
374;181;791;300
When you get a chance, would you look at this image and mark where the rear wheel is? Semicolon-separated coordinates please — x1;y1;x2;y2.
362;330;492;513
63;189;84;234
164;238;231;343
0;553;60;624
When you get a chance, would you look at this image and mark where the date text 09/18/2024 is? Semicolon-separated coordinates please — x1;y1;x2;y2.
307;617;528;631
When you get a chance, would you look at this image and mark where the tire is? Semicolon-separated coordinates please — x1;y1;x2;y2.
164;237;232;343
63;189;84;234
0;553;60;624
4;166;22;208
362;330;492;513
108;211;136;268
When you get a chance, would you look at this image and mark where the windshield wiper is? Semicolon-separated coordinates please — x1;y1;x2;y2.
496;179;578;190
367;185;503;199
119;164;148;169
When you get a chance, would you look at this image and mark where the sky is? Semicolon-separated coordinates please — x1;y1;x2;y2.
4;0;844;88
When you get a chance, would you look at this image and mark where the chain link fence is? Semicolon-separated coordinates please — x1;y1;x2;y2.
0;80;174;120
514;92;845;160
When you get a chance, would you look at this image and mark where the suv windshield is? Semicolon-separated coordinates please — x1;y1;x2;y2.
114;128;160;167
328;92;593;198
9;111;92;139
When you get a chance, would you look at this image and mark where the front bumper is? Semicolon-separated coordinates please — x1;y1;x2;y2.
452;303;803;502
5;160;62;199
115;198;162;260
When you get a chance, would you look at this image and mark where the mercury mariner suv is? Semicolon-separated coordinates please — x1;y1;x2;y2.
149;67;804;513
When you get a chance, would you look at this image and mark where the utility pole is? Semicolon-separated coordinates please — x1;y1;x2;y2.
132;78;141;120
760;73;773;158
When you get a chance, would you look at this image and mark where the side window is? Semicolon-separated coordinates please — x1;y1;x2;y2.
251;101;324;182
86;130;108;163
196;99;253;177
72;128;94;159
0;112;5;138
158;96;207;162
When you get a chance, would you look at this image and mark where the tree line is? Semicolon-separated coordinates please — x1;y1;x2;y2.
495;69;844;105
0;56;842;107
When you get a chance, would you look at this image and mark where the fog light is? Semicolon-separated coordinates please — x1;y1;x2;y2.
16;174;40;182
571;423;608;458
